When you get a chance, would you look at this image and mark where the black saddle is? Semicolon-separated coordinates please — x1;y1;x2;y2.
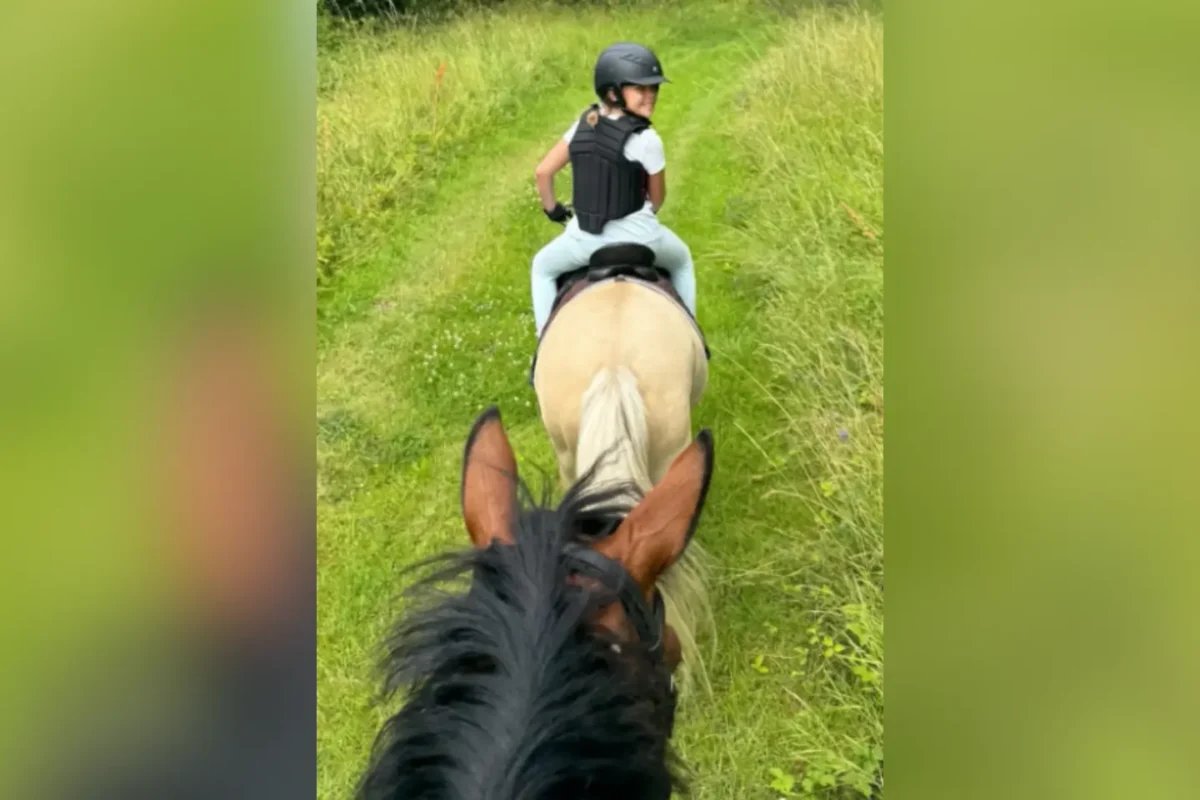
553;243;670;294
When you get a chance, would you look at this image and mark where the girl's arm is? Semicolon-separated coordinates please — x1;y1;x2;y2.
534;141;571;212
647;170;666;213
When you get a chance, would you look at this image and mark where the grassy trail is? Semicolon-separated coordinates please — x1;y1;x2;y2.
318;3;883;798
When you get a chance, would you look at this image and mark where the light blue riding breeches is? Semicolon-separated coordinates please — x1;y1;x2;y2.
530;225;697;336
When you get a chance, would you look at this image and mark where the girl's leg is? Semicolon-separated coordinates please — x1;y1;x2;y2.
648;226;697;317
531;234;586;334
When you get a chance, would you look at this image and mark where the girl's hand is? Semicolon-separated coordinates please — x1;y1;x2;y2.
545;203;573;224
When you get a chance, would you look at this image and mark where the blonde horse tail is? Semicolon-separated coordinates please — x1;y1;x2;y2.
577;366;652;500
576;366;713;700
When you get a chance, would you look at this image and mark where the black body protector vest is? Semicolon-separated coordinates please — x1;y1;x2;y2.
568;106;651;235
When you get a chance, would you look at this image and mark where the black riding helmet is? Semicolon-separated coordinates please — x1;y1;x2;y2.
593;42;669;106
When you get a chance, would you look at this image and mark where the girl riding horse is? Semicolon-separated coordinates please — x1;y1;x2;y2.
530;42;697;336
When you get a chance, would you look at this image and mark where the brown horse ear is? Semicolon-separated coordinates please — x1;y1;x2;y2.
461;406;518;548
599;430;714;592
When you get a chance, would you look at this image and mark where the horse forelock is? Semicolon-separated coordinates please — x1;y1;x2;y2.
355;478;684;800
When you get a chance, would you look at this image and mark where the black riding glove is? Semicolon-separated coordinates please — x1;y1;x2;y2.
544;203;572;224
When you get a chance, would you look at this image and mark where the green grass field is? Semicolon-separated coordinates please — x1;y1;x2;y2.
317;1;883;797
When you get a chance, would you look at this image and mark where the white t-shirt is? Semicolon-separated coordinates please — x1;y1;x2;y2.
561;108;665;241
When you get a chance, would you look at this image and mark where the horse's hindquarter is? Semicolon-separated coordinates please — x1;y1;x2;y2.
534;280;707;484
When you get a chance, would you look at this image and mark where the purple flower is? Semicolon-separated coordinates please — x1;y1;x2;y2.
837;428;849;442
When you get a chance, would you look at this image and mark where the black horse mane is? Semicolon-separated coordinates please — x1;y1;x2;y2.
355;477;685;800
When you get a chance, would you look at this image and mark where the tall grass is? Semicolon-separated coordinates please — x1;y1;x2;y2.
318;7;585;286
720;10;883;796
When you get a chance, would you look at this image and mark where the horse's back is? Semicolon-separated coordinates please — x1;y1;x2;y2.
535;279;704;398
534;279;707;483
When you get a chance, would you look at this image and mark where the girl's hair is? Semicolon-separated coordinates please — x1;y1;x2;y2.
587;89;624;127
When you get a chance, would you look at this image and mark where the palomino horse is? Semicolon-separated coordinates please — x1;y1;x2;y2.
357;407;714;799
530;243;713;694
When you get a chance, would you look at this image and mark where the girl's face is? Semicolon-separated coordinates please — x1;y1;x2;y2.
619;83;659;117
